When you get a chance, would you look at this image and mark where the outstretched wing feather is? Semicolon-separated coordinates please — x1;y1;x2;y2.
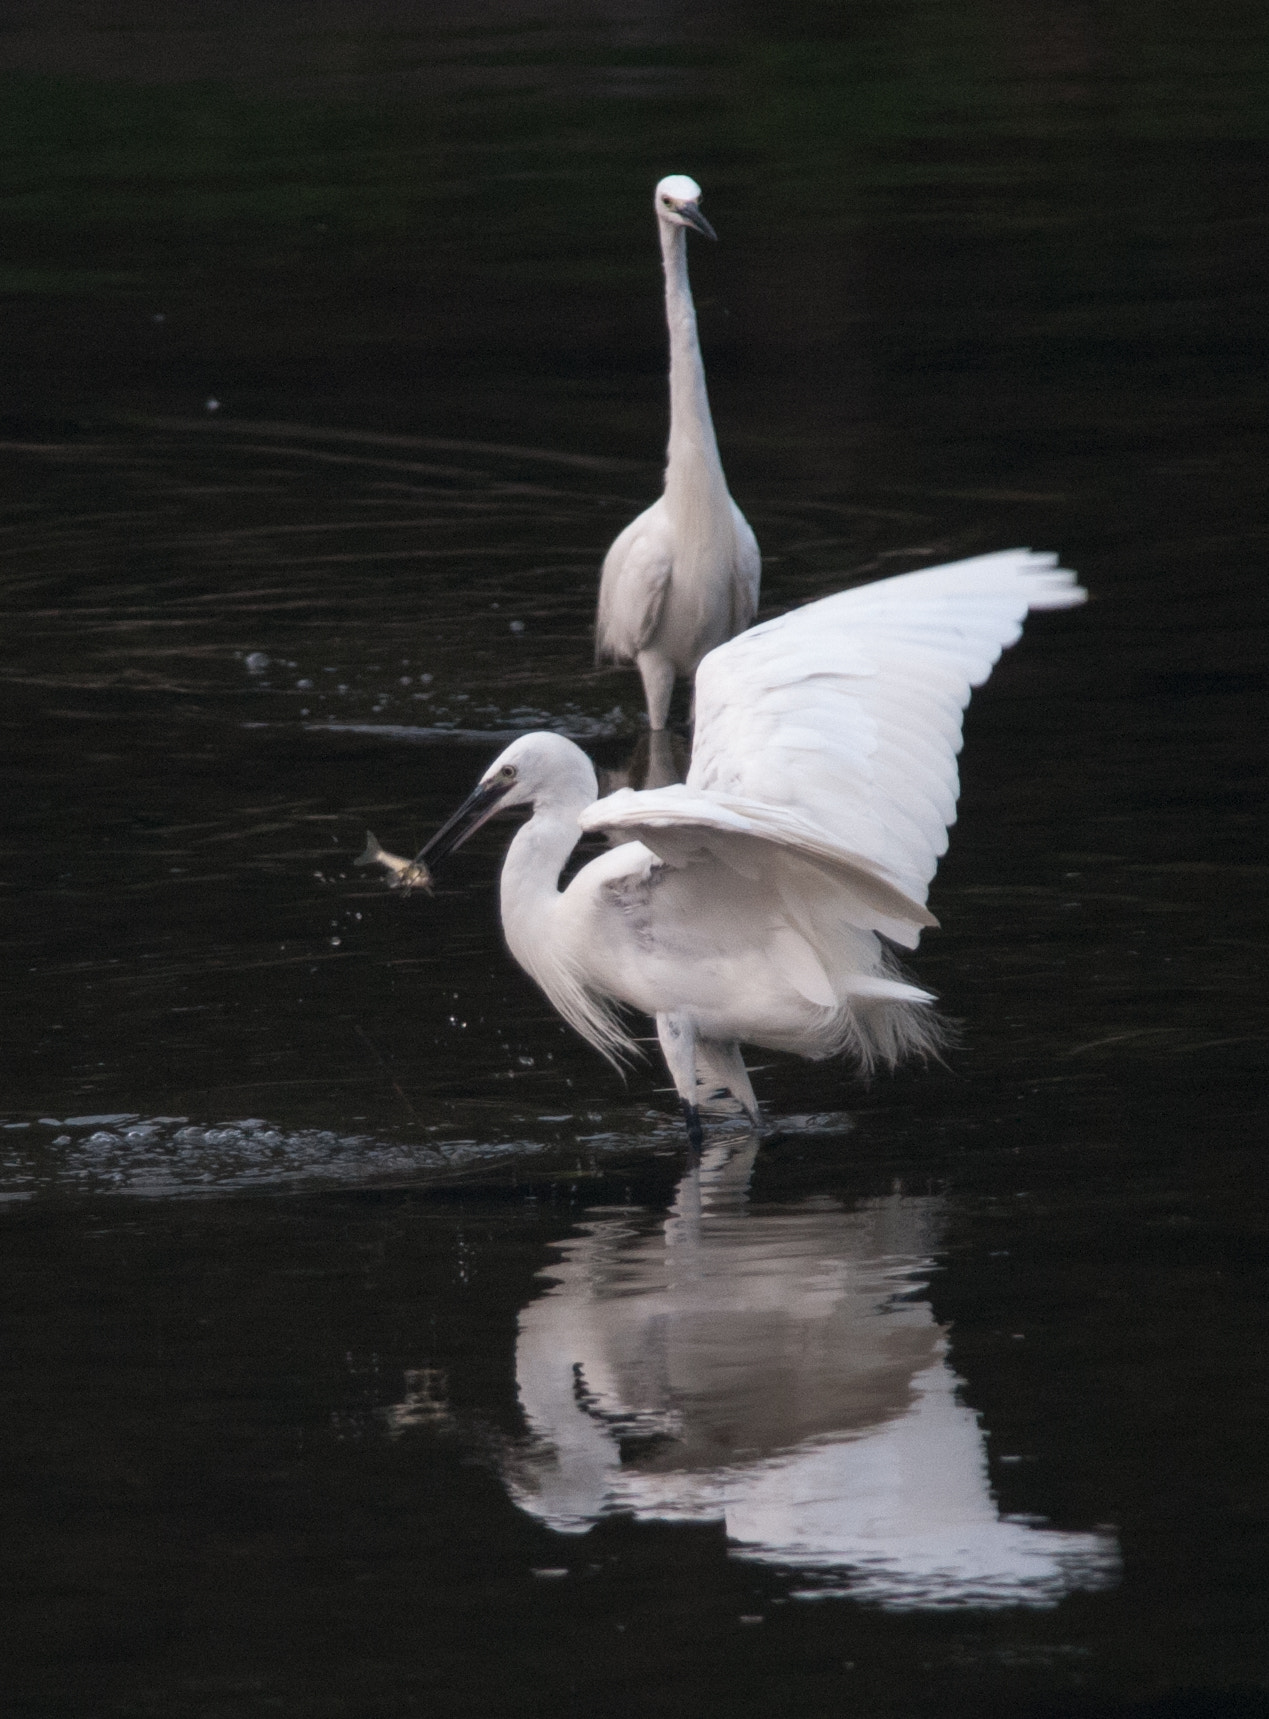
686;549;1084;901
584;549;1084;936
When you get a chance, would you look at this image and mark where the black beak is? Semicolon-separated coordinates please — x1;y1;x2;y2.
412;778;511;869
679;201;717;241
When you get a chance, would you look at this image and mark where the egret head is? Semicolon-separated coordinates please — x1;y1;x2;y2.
654;174;717;241
415;732;598;869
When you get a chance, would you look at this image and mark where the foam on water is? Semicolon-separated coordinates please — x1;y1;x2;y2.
0;1106;702;1201
0;1113;549;1201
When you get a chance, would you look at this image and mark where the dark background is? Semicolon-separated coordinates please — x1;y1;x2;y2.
0;3;1266;1715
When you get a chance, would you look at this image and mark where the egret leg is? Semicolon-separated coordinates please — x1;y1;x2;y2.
657;1010;703;1152
642;728;683;789
696;1039;762;1130
636;650;676;732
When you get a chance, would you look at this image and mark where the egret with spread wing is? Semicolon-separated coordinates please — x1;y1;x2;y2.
596;175;761;730
420;550;1085;1148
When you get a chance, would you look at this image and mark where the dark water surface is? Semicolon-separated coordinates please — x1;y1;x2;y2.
2;6;1267;1715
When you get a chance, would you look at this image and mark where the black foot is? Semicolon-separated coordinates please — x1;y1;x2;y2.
680;1101;704;1155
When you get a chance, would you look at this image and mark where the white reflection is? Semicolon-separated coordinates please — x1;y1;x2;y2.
504;1140;1119;1609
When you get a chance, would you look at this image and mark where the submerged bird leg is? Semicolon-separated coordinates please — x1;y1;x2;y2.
636;650;676;732
657;1010;705;1151
642;727;684;789
680;1099;704;1156
696;1038;762;1130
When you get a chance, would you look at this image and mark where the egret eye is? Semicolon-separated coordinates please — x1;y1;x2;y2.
499;765;517;782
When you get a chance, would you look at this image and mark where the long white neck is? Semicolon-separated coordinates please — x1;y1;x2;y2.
498;771;597;985
659;219;728;514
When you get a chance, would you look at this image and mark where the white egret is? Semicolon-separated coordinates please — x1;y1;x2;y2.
596;175;761;730
418;549;1086;1147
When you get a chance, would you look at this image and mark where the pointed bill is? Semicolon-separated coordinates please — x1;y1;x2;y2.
414;779;513;869
677;200;717;240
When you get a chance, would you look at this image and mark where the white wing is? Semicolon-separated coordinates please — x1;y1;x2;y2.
582;549;1085;948
595;500;674;662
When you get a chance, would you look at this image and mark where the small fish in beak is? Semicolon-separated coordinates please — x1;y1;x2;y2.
354;830;433;892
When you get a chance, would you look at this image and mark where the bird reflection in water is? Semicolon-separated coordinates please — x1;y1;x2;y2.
500;1139;1120;1610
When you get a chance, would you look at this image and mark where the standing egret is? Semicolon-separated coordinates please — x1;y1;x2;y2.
418;550;1086;1147
596;175;761;730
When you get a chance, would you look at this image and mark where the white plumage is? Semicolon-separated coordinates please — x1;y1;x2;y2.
419;549;1085;1142
596;175;761;730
